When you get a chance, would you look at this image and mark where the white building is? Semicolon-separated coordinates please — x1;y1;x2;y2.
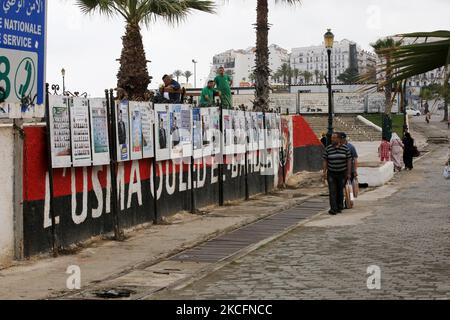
290;39;377;84
208;44;290;86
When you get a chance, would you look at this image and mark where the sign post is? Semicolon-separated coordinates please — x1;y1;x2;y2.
0;0;47;111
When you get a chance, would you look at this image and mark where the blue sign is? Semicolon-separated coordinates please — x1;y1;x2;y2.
0;0;46;105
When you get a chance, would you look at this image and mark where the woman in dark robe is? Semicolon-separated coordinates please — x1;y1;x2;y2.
402;132;415;170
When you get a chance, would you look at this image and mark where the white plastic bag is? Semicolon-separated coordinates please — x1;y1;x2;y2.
444;166;450;179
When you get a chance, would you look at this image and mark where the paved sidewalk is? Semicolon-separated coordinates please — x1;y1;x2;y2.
0;174;325;300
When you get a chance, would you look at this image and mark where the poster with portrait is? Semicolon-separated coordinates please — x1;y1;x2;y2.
154;104;170;161
234;110;246;154
222;109;234;155
89;98;110;166
257;112;265;150
129;102;144;161
115;100;130;162
71;97;92;167
170;104;192;159
210;107;221;155
247;112;259;152
265;113;275;149
201;108;212;157
49;95;72;168
192;107;202;159
272;113;281;149
141;102;154;159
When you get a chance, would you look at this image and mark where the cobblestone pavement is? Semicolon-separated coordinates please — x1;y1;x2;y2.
155;146;450;300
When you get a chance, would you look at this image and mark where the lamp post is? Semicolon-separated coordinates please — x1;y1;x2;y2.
192;59;198;88
61;68;66;95
324;29;335;146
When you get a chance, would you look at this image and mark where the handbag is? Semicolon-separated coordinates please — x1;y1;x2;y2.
444;166;450;179
344;182;354;209
412;146;420;158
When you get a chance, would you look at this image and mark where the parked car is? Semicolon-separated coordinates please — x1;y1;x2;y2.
406;108;421;116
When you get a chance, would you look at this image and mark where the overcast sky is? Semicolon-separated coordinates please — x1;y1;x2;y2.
47;0;450;97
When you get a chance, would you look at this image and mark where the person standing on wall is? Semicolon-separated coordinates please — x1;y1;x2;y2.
323;133;352;215
214;67;233;109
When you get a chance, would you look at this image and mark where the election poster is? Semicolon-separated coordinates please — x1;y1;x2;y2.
89;98;110;166
141;102;154;159
154;104;170;161
192;107;202;159
222;109;234;155
201;108;212;157
265;113;274;149
248;112;259;152
70;97;92;167
115;100;130;162
129;102;143;161
272;113;281;149
170;104;192;159
257;112;265;150
234;110;246;154
49;95;71;168
209;107;221;156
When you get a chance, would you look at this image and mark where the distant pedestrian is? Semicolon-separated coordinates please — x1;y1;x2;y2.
403;132;415;170
378;137;391;162
390;133;404;172
320;132;327;147
323;133;352;215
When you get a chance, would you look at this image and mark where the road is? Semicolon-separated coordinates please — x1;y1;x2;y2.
155;141;450;299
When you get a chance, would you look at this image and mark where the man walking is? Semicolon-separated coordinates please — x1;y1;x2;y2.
323;132;352;215
340;132;358;182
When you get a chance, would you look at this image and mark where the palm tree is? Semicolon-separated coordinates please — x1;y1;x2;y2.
373;31;450;122
77;0;215;100
302;71;313;84
292;68;300;85
337;67;359;84
314;69;320;84
173;70;183;82
278;63;291;87
183;70;193;84
252;0;302;111
371;38;403;116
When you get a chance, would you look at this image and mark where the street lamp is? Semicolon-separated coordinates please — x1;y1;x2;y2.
324;29;335;146
61;68;66;95
192;59;198;88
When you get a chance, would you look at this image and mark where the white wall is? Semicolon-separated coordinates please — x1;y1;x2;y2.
0;126;14;267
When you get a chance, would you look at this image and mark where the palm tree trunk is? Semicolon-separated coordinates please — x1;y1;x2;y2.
253;0;270;112
117;23;150;101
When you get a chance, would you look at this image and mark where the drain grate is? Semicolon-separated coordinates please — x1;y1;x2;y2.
169;198;328;263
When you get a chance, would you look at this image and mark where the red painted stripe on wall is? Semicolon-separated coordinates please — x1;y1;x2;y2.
292;116;322;148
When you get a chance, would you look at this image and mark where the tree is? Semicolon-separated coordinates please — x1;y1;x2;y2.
337;67;359;84
371;38;403;115
77;0;215;100
302;71;313;84
173;70;183;82
183;70;193;84
252;0;302;111
373;31;450;122
314;69;320;84
292;68;300;85
278;63;291;87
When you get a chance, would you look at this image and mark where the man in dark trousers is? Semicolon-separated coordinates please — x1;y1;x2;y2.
322;132;352;215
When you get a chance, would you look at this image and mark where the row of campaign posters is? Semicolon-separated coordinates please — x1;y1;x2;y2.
48;96;281;169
